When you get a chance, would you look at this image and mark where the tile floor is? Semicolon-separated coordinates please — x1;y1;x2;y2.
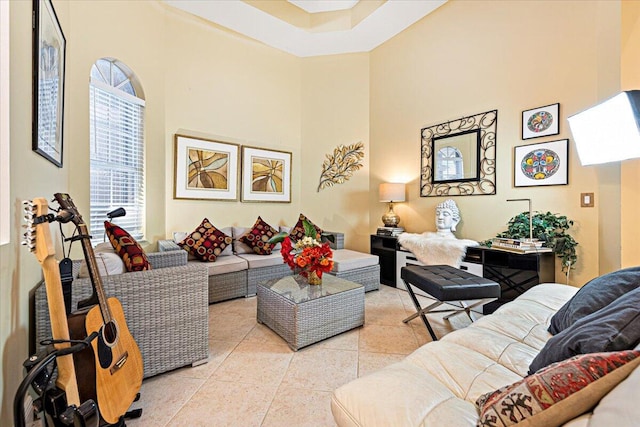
126;285;473;427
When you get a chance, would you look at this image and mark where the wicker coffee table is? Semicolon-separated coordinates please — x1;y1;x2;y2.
257;274;365;351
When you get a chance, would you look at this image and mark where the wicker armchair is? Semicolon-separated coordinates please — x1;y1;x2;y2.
34;250;209;378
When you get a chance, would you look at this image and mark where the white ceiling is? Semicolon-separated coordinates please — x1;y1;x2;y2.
162;0;447;57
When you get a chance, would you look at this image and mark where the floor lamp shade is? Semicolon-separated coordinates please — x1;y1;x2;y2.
568;90;640;165
379;183;405;227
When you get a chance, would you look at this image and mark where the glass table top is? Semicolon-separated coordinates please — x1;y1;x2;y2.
260;274;363;304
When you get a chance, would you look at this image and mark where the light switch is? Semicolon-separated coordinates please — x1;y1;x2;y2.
581;192;594;207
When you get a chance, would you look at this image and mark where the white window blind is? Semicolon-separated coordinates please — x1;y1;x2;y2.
89;75;145;244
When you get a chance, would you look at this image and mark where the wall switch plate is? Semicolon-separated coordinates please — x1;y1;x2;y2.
581;192;594;207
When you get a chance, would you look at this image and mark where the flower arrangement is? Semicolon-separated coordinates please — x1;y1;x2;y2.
271;219;334;285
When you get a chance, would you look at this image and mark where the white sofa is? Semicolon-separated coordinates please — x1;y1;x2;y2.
331;283;640;426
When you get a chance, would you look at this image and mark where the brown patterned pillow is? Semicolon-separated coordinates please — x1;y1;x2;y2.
239;216;278;255
178;218;232;262
289;213;322;242
476;350;640;427
104;221;151;272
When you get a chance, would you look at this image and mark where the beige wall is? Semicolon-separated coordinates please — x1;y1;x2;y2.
369;0;623;287
621;0;640;267
300;54;371;252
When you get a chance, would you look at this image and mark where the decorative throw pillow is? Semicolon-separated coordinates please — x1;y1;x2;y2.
289;213;322;242
104;221;151;272
178;218;232;262
529;286;640;374
239;217;278;255
549;266;640;335
477;350;640;427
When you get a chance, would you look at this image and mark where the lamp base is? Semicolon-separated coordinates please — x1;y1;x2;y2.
382;203;401;227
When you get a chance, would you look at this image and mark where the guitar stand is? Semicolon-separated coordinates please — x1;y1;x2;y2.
14;334;100;427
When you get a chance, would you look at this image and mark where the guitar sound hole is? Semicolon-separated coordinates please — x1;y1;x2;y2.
103;321;118;345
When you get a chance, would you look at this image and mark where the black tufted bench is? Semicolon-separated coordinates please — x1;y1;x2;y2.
401;265;500;340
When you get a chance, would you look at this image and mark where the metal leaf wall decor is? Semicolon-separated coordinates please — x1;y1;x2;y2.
317;142;365;192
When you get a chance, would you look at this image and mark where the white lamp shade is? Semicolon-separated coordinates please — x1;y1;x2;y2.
568;90;640;165
379;183;406;202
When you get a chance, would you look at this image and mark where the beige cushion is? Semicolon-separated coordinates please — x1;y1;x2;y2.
331;249;378;272
588;363;640;427
78;243;125;278
236;252;285;269
188;255;247;276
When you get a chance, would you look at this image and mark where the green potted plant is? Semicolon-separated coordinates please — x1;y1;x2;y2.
486;211;579;272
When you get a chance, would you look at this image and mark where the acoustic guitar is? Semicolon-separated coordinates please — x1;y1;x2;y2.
54;193;143;425
23;198;82;408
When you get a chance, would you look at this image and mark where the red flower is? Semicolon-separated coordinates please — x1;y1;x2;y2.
280;236;333;278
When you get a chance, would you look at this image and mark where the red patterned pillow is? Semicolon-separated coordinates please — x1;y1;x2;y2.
104;221;151;272
239;216;278;255
476;350;640;427
289;213;322;242
178;218;232;262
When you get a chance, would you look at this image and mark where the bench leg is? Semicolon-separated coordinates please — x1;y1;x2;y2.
402;280;439;341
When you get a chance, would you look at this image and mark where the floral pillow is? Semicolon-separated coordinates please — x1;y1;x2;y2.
104;221;151;272
289;213;322;242
178;218;232;262
476;350;640;427
239;216;278;255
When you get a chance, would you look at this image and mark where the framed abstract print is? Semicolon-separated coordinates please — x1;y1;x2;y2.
174;134;239;201
514;139;568;187
241;146;291;203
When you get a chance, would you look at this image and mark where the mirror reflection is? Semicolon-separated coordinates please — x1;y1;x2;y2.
432;129;480;183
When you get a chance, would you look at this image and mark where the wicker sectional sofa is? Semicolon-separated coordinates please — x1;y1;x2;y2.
159;229;380;304
33;250;209;379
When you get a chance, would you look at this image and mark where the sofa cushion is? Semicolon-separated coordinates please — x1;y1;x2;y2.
239;216;279;255
179;218;232;262
188;255;247;276
78;242;125;278
236;252;285;269
477;350;640;427
331;249;378;272
105;221;151;272
289;213;322;242
549;266;640;334
529;287;640;374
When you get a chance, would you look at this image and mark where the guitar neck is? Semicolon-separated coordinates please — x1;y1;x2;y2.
41;246;81;407
77;223;112;325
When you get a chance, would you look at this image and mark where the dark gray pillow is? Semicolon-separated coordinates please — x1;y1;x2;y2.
549;266;640;334
529;286;640;374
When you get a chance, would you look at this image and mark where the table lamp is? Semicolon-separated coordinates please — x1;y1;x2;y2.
379;183;405;227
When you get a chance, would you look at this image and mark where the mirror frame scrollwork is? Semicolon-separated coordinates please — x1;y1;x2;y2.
420;109;497;197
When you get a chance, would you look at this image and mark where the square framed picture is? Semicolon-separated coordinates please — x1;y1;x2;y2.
174;134;239;200
241;146;291;203
522;103;560;140
514;139;568;187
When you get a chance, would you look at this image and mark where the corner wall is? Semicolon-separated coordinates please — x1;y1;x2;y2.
369;0;622;286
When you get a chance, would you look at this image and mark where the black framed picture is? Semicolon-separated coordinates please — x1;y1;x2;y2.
514;139;569;187
522;103;560;140
32;0;66;167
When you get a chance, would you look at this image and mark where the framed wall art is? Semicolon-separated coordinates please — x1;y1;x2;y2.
32;0;66;167
174;134;239;200
522;103;560;140
514;139;568;187
241;146;291;203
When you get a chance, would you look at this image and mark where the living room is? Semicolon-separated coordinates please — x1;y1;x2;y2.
1;0;640;426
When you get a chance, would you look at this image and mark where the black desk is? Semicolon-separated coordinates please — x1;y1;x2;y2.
465;246;555;314
370;235;398;287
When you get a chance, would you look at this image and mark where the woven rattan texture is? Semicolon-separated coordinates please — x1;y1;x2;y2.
257;282;364;351
329;264;380;292
34;257;209;378
247;263;293;296
208;270;248;303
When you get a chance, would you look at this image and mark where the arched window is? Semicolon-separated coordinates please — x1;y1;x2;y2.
89;58;145;243
435;146;463;181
